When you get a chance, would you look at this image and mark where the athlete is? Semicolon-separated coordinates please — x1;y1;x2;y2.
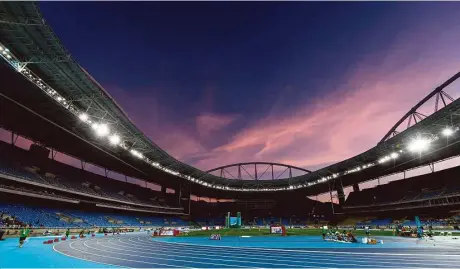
65;228;70;239
321;226;327;240
19;225;30;248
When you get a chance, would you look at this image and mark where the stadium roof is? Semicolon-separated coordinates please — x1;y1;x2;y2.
1;1;460;196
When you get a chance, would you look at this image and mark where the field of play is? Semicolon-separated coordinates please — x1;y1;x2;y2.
2;232;460;268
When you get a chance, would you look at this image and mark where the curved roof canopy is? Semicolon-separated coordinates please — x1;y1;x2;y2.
1;2;460;193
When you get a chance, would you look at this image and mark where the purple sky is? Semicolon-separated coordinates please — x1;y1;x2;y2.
34;2;460;174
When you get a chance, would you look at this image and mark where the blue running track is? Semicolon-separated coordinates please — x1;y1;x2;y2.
47;234;460;268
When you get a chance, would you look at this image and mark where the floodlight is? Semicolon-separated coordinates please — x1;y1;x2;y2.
0;46;3;51
109;134;120;145
6;54;11;59
407;137;430;152
130;149;143;159
442;127;454;137
78;113;88;122
390;152;399;159
94;123;109;137
2;51;6;55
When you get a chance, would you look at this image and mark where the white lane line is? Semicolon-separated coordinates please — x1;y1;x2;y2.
53;240;128;269
140;237;450;262
94;239;258;269
105;238;344;268
122;237;400;267
68;238;188;268
133;237;456;267
150;237;460;257
85;239;252;269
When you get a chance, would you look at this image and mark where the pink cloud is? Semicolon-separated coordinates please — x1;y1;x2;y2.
97;13;460;177
196;113;237;138
188;20;460;171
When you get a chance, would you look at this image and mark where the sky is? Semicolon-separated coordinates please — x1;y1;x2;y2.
38;2;460;175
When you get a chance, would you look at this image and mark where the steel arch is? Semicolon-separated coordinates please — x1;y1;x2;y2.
206;162;311;181
380;71;460;143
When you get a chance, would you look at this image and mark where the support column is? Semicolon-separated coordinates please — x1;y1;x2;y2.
352;183;360;193
336;182;346;205
328;182;335;215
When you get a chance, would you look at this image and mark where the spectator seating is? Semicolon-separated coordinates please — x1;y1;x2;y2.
0;144;182;211
0;203;190;228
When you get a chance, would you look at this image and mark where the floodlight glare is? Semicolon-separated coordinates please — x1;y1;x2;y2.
94;123;109;137
130;149;144;159
390;152;399;159
109;134;120;145
407;137;430;152
442;127;454;137
78;113;88;122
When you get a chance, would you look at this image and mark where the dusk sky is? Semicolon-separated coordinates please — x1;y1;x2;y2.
40;2;460;173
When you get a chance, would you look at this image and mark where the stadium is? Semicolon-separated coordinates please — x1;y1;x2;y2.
1;1;460;268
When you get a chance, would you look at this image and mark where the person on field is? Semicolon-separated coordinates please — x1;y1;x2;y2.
19;225;30;248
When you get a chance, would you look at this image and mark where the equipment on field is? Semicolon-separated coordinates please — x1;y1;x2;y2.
270;225;286;236
210;234;221;240
225;212;242;228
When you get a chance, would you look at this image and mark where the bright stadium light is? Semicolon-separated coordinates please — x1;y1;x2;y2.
390;152;399;159
130;149;144;159
92;123;109;137
442;127;454;137
407;137;430;153
78;113;88;122
109;134;120;145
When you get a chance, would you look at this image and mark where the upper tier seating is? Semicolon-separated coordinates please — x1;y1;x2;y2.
0;142;182;211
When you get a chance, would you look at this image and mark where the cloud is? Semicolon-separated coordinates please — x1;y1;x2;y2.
98;10;460;176
196;113;237;138
188;19;460;171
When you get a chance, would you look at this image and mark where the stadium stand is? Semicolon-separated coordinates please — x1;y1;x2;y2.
344;165;460;213
0;141;183;215
0;203;189;228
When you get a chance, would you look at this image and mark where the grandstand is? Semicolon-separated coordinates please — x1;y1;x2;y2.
0;1;460;233
2;2;460;268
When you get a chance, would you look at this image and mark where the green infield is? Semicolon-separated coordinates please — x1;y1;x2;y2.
180;228;396;237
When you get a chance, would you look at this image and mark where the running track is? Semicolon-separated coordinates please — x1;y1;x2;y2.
53;235;460;268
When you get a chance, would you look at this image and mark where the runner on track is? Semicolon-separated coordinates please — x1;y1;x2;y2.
19;225;30;248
